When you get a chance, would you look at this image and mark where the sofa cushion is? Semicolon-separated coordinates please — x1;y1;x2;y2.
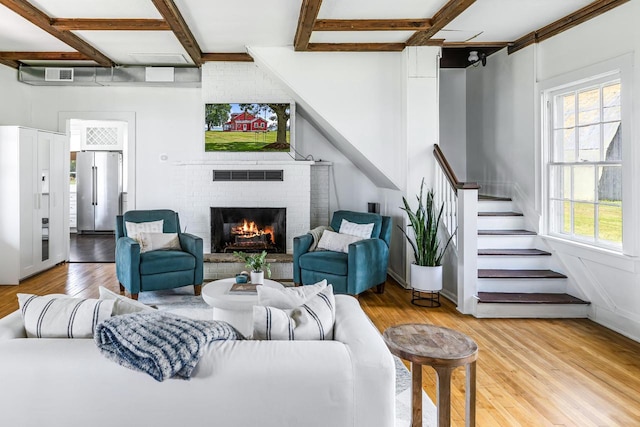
98;286;155;315
17;294;115;339
139;250;195;275
257;280;327;309
317;230;363;253
299;251;348;276
253;285;335;340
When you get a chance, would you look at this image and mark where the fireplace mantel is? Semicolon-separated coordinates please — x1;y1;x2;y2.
174;160;319;166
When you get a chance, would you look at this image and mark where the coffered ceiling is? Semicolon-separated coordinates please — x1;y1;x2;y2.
0;0;628;69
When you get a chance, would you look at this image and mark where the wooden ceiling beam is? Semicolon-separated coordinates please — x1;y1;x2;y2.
0;58;20;69
314;19;431;32
407;0;476;46
51;18;171;31
294;0;323;51
0;51;92;61
151;0;202;65
201;53;254;62
509;0;629;54
0;0;113;67
306;43;406;52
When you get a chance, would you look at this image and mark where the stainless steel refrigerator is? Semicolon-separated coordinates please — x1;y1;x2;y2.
76;151;122;233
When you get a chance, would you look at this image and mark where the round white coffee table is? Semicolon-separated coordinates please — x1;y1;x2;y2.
201;278;284;336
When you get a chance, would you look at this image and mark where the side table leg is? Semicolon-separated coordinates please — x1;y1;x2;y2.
466;361;477;427
435;367;453;427
411;362;423;427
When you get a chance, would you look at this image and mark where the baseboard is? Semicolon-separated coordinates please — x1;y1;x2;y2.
590;304;640;343
387;269;408;289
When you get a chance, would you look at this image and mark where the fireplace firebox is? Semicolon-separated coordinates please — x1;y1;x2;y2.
210;207;286;253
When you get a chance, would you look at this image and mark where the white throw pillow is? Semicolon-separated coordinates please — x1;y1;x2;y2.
98;286;155;315
253;285;335;340
125;220;164;243
257;280;327;309
316;230;363;253
138;232;181;254
17;294;115;338
339;219;375;239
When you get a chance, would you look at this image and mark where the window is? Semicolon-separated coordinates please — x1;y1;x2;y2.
546;74;622;249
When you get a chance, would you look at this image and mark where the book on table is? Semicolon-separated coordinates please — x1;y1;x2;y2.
228;283;258;294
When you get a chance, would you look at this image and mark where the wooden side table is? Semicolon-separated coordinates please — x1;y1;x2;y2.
383;324;478;427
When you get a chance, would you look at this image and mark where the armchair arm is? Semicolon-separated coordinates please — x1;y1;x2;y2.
293;234;314;284
116;237;141;295
179;233;203;285
347;239;390;295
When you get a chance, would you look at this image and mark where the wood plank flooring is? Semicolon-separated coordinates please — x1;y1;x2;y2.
2;264;640;426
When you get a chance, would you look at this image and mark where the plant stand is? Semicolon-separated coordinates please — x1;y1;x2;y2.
411;289;441;307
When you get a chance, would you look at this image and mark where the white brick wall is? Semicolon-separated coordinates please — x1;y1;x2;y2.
173;161;311;254
310;163;330;228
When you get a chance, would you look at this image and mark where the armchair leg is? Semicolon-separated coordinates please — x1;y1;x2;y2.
119;283;125;295
130;293;138;301
376;283;386;294
194;284;202;296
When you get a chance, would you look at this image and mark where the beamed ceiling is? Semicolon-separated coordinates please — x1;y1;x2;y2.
0;0;629;70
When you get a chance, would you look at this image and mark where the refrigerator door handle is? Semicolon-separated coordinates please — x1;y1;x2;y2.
92;166;97;206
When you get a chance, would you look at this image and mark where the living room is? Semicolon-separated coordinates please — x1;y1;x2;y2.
1;0;640;426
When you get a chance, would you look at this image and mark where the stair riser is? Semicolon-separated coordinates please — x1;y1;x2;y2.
475;303;588;318
478;200;513;212
477;278;567;293
478;216;526;230
478;235;537;249
477;256;556;270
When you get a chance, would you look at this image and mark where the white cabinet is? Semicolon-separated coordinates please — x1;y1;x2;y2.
0;126;69;285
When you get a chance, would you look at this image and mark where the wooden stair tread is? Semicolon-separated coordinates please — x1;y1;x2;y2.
477;292;589;304
478;269;567;279
478;249;551;256
478;195;512;201
479;211;523;217
478;229;536;236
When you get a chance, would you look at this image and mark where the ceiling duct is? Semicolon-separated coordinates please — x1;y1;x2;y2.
18;66;201;87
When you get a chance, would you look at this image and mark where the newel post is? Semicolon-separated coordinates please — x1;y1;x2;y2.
456;188;478;314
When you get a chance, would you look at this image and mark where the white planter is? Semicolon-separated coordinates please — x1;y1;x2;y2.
250;271;264;285
410;264;443;292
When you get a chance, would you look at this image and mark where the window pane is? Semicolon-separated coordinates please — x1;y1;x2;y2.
578;124;600;161
603;122;621;161
603;83;621;122
549;200;570;235
597;165;622;203
598;204;622;244
554;93;575;128
553;128;575;162
573;165;595;202
549;166;570;199
578;88;600;125
573;202;595;239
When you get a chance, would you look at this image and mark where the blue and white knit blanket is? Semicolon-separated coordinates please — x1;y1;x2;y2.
95;312;244;382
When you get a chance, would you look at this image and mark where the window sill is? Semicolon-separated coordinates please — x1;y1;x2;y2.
541;234;639;273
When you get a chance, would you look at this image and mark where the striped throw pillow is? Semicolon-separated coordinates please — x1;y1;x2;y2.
17;294;115;338
253;285;335;340
338;219;375;238
125;220;164;243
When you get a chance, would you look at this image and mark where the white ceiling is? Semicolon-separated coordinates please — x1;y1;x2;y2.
0;0;609;67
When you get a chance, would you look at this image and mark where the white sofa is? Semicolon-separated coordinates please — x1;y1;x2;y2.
0;295;395;427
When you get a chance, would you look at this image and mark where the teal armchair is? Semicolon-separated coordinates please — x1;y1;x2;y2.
293;210;391;295
115;209;203;300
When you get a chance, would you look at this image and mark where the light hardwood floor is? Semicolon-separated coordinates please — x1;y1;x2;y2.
2;263;640;426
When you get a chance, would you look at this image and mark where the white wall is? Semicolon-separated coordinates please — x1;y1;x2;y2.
465;1;640;341
0;67;31;127
439;69;467;180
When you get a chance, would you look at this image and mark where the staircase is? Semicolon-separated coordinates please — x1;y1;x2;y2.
474;195;590;318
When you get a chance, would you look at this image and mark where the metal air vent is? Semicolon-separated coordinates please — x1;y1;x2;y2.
45;68;74;82
212;170;284;182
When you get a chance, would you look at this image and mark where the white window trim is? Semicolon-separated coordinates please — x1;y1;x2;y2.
539;54;636;257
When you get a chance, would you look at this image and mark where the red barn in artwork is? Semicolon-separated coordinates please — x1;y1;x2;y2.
223;112;268;132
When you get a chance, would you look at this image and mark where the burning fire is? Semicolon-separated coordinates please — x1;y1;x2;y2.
231;220;274;239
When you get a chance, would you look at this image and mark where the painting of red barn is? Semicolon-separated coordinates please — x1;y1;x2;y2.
204;103;292;152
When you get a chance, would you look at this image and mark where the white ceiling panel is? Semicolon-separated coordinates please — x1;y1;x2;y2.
318;0;446;19
28;0;162;18
175;0;300;52
310;31;414;44
0;4;74;51
440;0;594;42
75;31;193;65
